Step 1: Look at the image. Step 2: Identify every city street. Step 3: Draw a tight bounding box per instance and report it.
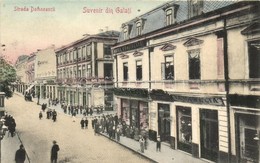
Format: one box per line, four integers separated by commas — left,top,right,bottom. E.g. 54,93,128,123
2,94,150,163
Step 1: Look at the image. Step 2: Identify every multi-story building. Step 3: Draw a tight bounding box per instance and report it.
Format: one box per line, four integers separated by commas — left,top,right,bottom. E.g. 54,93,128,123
24,53,36,94
55,30,119,108
112,1,260,163
34,45,57,99
15,55,29,94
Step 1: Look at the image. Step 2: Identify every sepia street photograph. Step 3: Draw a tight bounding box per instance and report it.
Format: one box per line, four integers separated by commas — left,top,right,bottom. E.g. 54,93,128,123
0,0,259,163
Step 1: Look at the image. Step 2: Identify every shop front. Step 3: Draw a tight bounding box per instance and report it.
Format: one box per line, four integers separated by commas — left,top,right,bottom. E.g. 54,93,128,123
231,95,260,163
121,99,149,130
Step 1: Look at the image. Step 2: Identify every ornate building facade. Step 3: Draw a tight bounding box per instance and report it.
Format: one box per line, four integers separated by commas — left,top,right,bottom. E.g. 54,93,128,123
112,1,260,163
55,31,119,108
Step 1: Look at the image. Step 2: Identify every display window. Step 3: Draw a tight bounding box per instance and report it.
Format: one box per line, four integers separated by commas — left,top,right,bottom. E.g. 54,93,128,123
177,106,192,153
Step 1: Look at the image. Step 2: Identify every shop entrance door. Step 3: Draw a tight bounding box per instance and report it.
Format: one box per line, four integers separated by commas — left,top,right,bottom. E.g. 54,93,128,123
236,114,260,163
200,109,219,162
158,104,171,143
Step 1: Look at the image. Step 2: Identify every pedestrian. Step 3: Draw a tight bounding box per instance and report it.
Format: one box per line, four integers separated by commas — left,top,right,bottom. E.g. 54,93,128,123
80,118,85,129
51,140,60,163
156,137,161,152
84,118,88,129
52,110,57,122
39,111,43,120
139,136,145,153
116,126,121,142
9,118,16,137
15,144,26,163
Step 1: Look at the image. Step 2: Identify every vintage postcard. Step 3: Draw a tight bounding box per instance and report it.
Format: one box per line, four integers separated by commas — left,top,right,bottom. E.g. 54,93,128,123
0,0,259,163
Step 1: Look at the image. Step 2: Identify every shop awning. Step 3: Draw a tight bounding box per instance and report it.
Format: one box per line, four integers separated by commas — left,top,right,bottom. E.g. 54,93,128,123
25,84,35,93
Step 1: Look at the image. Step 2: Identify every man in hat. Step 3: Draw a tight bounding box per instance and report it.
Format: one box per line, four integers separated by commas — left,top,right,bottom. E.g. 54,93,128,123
15,144,26,163
51,140,60,163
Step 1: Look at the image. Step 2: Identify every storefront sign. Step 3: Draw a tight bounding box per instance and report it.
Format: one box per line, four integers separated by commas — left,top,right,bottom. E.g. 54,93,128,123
113,40,146,54
113,88,148,98
149,89,173,102
171,95,224,106
38,61,48,66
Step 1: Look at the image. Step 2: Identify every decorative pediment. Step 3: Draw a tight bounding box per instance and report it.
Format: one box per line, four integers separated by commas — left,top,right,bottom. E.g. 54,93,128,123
160,43,176,51
133,51,143,57
241,22,260,35
120,54,129,59
183,38,204,47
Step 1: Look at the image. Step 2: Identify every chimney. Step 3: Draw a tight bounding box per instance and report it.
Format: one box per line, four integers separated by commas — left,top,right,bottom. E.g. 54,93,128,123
105,26,109,32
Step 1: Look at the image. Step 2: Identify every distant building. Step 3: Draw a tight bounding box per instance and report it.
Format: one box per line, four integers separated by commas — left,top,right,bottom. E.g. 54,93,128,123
15,55,29,94
34,46,57,99
55,30,119,108
112,1,260,163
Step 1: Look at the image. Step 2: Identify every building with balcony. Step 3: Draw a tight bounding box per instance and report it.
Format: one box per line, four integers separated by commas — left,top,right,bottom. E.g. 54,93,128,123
55,30,119,109
112,1,260,163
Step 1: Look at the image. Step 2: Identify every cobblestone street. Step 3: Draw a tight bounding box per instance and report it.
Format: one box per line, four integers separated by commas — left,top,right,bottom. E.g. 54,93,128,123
2,94,150,163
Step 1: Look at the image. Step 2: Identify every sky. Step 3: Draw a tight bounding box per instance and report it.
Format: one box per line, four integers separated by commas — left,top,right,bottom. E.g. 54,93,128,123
0,0,169,64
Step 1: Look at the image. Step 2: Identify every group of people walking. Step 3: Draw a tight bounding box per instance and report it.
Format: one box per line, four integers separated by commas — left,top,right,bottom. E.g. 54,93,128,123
39,108,57,122
3,113,16,137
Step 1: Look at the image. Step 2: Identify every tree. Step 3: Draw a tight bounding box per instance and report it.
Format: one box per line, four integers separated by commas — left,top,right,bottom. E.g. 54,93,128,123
0,58,16,98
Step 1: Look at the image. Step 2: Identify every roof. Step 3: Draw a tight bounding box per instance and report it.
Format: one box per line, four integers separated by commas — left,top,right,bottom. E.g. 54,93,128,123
55,30,120,53
118,0,237,42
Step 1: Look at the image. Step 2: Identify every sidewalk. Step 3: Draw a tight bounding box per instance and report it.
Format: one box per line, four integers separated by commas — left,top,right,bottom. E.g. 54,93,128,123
98,133,208,163
2,132,30,163
15,92,208,163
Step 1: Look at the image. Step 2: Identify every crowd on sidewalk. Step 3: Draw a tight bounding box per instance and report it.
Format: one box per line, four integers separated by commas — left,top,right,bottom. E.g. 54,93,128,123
2,112,16,137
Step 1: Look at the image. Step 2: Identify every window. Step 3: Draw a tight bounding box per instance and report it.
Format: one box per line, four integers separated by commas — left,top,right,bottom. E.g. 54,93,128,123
82,65,86,77
69,51,72,62
73,66,77,78
78,48,82,60
177,106,192,154
123,27,128,40
86,45,91,59
64,53,67,63
104,63,113,79
136,22,142,36
248,40,260,78
78,65,81,78
136,60,142,80
123,62,128,81
162,56,174,80
166,9,173,26
188,50,200,79
63,68,66,78
70,67,73,77
104,45,111,56
73,50,77,61
82,46,86,59
59,55,62,64
57,57,60,65
87,64,91,78
66,68,69,78
188,0,204,18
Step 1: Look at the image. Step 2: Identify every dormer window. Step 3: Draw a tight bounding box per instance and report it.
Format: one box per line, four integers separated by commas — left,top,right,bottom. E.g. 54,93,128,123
166,9,173,26
188,0,204,18
136,22,142,36
163,3,179,26
123,27,128,40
